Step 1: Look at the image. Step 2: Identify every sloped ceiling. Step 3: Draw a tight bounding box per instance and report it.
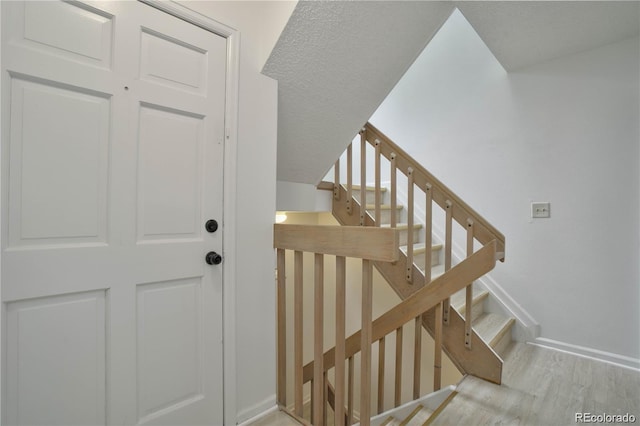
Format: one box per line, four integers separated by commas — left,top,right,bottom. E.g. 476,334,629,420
262,1,456,184
264,1,640,185
457,1,640,71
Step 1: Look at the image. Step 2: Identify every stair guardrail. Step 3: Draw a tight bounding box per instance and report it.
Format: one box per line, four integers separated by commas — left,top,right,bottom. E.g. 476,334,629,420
274,224,499,425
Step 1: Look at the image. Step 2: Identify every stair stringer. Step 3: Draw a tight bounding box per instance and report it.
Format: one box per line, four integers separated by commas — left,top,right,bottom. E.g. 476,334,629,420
332,185,502,385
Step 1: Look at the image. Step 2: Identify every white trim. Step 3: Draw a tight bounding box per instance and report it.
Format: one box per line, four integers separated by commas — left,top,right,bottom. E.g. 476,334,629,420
236,395,278,425
140,2,241,424
236,404,279,426
530,338,640,372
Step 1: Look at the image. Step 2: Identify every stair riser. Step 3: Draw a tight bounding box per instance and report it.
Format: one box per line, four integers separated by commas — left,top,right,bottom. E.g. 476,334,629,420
413,249,442,270
353,190,385,205
367,208,403,225
397,228,421,247
456,297,486,323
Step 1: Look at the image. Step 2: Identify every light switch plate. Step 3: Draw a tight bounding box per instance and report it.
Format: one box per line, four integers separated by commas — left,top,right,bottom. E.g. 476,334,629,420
531,202,551,218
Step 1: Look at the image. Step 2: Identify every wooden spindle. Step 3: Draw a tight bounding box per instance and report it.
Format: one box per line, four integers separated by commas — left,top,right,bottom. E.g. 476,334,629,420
276,248,286,406
394,326,403,407
424,184,433,285
348,356,354,425
434,301,443,391
377,337,386,414
360,132,366,226
465,219,474,349
347,144,353,215
443,200,453,325
374,139,381,226
390,153,397,228
413,316,422,399
334,256,346,426
334,159,340,200
294,251,304,416
360,259,373,426
313,253,324,426
406,168,414,282
323,373,328,426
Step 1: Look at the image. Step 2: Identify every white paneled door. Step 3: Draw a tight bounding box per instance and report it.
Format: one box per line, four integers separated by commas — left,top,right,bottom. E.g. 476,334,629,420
1,1,226,424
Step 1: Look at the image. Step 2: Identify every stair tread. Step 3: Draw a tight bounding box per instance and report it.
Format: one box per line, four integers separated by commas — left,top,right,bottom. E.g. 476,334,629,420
473,313,515,347
400,405,433,426
381,223,423,230
450,288,489,311
366,204,403,210
400,242,443,254
349,184,387,192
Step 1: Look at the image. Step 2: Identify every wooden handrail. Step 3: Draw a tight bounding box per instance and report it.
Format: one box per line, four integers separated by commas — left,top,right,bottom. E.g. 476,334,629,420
301,240,497,383
274,224,398,261
364,122,506,259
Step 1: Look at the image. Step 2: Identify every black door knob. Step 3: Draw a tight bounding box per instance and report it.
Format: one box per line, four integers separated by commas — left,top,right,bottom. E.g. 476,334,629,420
205,251,223,265
205,219,219,233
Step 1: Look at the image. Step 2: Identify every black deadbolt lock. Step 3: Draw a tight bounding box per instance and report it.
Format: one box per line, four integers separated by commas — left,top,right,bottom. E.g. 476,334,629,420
205,219,219,233
205,251,223,265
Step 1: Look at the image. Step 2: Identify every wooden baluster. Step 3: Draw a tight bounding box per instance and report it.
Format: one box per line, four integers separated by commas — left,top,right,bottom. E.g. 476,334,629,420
424,184,433,285
465,219,474,349
377,337,385,414
360,131,366,226
413,316,422,399
313,253,325,426
276,248,286,406
406,168,414,283
334,159,340,200
347,144,353,215
335,256,346,426
323,373,328,426
443,200,453,325
434,301,443,391
428,185,439,391
348,356,354,425
310,379,314,422
394,326,403,407
374,139,381,226
361,259,373,426
390,153,397,228
294,251,304,416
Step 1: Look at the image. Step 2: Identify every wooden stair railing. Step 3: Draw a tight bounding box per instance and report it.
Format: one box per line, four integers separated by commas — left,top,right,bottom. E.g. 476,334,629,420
329,122,506,388
274,224,498,426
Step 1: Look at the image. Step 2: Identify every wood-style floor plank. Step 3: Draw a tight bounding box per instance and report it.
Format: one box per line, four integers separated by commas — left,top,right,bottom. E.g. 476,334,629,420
431,343,640,426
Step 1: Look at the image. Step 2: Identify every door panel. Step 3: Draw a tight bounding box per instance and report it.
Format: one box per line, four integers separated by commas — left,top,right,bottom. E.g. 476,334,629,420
8,76,110,247
2,2,226,424
137,279,203,423
137,104,203,242
6,291,107,425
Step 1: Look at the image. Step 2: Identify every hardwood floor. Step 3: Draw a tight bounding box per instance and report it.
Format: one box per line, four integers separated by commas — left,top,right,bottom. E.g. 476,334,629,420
431,343,640,425
250,343,639,426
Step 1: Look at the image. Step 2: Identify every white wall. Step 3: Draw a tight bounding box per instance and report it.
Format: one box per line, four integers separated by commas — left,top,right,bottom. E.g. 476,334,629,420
178,1,297,422
370,10,640,362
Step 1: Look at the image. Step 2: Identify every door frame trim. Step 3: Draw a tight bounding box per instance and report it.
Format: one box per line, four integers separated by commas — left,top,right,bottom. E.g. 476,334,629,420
139,1,239,424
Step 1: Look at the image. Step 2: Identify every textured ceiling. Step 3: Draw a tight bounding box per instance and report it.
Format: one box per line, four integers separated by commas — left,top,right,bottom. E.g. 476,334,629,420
457,1,640,71
264,1,640,185
262,1,455,184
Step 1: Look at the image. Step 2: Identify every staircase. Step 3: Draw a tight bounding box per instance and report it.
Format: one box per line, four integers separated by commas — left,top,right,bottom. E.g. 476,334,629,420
353,184,515,360
273,123,510,426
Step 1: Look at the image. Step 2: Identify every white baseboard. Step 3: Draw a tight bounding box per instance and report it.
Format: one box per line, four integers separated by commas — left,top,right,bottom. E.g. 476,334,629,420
530,338,640,371
236,395,278,425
